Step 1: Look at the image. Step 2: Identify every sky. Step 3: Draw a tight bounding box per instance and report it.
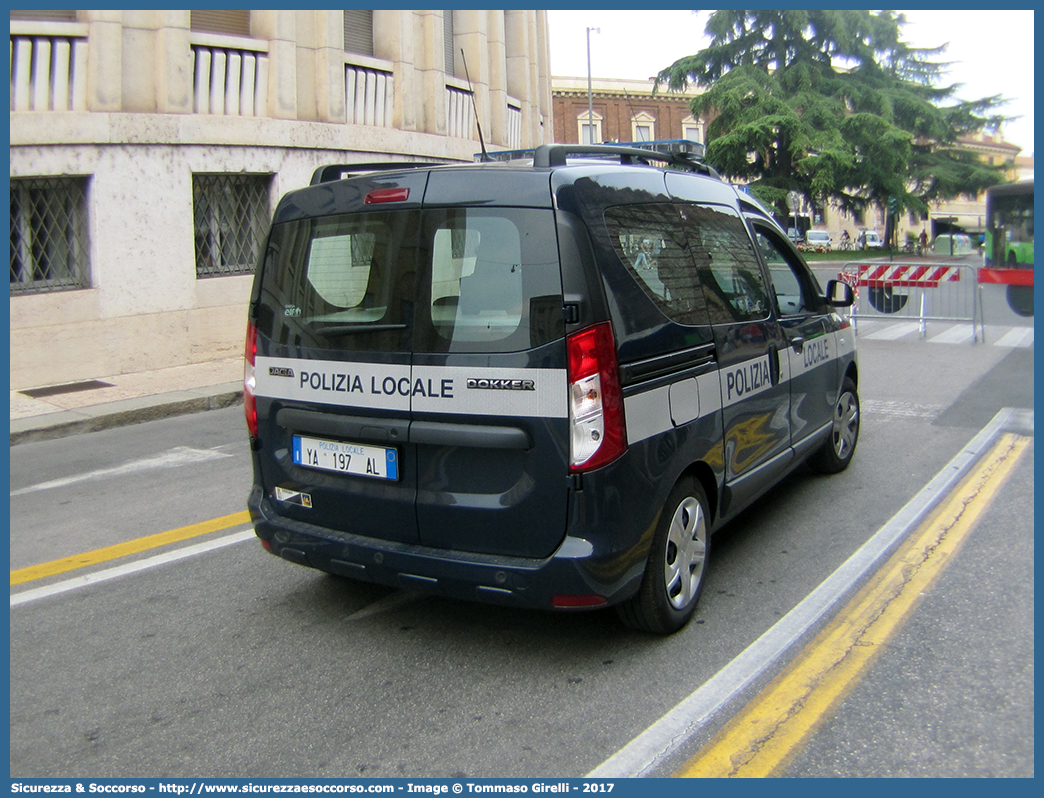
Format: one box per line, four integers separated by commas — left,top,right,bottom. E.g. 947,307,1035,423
547,9,1034,157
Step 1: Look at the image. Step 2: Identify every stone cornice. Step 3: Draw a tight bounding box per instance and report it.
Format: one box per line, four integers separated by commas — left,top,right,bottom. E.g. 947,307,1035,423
553,89,692,104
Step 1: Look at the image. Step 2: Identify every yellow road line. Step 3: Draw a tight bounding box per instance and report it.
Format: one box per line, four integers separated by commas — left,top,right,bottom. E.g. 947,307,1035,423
10,510,252,586
677,432,1030,778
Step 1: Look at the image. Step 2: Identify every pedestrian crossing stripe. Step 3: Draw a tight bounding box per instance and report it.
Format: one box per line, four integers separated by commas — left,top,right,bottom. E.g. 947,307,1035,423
855,321,1033,347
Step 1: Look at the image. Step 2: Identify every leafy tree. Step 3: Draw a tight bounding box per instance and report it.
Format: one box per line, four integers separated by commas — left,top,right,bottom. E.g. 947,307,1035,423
656,10,1009,246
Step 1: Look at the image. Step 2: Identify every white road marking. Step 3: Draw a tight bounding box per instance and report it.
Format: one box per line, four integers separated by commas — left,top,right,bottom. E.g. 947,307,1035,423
928,324,974,344
10,446,233,497
9,526,421,625
862,321,922,340
10,529,256,607
854,321,1033,348
587,408,1031,778
861,399,944,420
994,326,1034,348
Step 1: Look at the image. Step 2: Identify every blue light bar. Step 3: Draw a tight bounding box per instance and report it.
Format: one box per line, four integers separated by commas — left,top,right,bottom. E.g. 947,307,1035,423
476,139,706,163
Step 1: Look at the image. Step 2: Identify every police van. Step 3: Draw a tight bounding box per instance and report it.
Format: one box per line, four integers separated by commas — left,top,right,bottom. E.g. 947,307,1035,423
244,143,859,634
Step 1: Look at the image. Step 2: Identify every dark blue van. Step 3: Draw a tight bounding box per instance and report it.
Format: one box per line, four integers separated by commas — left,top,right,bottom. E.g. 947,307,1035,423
244,143,859,633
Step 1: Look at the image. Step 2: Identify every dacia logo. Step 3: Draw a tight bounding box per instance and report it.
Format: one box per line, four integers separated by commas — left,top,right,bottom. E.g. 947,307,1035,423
269,367,295,378
466,377,535,391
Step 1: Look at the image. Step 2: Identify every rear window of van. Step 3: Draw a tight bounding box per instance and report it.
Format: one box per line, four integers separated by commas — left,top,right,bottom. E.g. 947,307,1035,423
256,208,564,354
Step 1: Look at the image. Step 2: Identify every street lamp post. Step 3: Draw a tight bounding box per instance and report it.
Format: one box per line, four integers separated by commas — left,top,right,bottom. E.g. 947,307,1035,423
586,26,599,144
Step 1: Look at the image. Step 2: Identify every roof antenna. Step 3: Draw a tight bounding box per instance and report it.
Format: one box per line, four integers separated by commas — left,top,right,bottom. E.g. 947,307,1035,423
461,48,492,162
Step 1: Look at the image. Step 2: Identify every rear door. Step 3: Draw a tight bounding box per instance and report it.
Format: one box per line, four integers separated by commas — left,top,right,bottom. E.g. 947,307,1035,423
254,169,570,559
409,200,569,559
251,173,427,545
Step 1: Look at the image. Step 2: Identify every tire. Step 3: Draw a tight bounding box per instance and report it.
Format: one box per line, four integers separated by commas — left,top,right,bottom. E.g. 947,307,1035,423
867,286,908,314
1007,285,1034,317
617,477,711,634
809,377,860,474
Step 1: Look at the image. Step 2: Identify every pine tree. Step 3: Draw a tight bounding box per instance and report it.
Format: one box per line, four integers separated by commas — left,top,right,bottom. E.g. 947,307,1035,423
657,10,1009,245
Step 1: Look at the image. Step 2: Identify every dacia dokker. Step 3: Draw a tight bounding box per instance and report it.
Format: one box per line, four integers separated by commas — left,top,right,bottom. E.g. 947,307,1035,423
244,143,859,633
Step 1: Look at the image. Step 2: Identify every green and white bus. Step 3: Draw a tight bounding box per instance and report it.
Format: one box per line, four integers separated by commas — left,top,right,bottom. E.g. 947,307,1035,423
984,180,1033,269
982,180,1033,315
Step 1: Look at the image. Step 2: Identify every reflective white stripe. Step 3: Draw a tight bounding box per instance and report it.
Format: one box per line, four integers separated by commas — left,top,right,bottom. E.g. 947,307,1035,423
625,371,722,444
720,354,773,407
414,365,567,418
625,385,672,444
256,356,410,411
777,347,792,385
668,378,700,426
626,325,856,444
254,356,567,418
786,333,835,380
834,323,856,358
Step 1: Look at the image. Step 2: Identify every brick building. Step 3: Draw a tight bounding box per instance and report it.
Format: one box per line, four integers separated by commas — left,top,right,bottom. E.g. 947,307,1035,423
552,76,705,146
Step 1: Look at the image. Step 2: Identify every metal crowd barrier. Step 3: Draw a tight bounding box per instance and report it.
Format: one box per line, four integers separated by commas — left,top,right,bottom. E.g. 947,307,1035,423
838,261,985,343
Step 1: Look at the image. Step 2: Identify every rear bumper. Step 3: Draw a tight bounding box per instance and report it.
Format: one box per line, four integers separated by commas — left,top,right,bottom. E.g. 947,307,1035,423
248,485,645,611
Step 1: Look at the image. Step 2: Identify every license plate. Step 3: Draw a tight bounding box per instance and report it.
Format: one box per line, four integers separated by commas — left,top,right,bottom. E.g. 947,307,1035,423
292,435,398,480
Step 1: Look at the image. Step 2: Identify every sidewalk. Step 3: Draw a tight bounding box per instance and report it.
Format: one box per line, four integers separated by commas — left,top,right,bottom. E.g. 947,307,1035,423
9,357,243,445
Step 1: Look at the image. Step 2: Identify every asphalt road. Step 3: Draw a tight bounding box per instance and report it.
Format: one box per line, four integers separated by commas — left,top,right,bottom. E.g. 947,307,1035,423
9,337,1034,778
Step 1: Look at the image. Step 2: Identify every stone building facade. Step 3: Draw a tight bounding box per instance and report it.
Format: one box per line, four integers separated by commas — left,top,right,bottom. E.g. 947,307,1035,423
9,10,553,391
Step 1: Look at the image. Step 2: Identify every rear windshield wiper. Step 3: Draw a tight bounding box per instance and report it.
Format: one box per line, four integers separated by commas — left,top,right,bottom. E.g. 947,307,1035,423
315,323,408,336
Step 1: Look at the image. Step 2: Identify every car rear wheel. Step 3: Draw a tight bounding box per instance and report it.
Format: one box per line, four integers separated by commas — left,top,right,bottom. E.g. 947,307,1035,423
810,377,860,474
617,477,710,634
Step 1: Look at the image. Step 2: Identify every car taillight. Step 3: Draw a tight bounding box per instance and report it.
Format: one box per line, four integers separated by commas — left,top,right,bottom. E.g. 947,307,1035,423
567,322,626,472
365,187,409,204
244,322,258,438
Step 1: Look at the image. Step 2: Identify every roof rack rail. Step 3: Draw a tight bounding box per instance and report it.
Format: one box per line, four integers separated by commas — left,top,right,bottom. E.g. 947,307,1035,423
531,142,720,178
476,147,536,163
309,162,437,186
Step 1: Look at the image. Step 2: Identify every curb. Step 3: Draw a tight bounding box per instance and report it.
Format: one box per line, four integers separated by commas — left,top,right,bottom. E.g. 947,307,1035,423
10,385,244,446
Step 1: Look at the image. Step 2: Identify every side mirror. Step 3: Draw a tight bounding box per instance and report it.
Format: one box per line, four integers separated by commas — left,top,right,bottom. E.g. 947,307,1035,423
825,279,854,307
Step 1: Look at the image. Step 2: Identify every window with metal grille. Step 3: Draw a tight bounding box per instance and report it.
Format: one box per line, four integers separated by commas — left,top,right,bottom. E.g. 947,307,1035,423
344,9,374,56
10,10,77,21
444,10,455,75
190,10,250,37
10,176,91,295
192,174,271,278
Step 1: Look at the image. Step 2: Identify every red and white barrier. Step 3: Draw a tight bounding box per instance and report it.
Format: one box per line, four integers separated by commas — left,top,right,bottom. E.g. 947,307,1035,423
853,263,961,288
